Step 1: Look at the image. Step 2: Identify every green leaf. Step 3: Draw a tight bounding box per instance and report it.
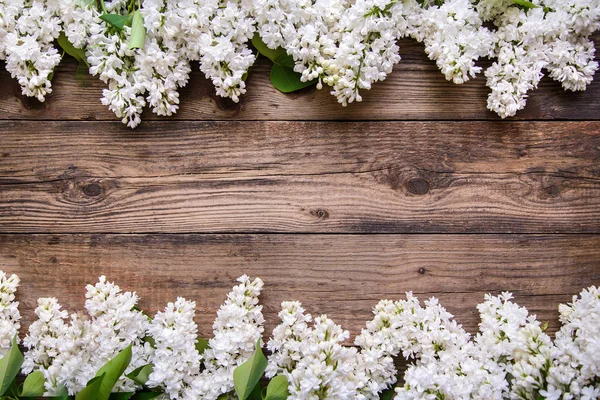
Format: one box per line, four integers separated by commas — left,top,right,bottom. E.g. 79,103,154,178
195,338,210,356
130,392,163,400
100,13,130,30
510,0,539,8
541,321,549,331
20,370,45,397
0,336,24,396
248,382,262,400
94,344,132,400
126,364,153,386
6,378,19,398
251,34,286,63
380,385,396,400
76,374,105,400
57,32,89,67
108,393,134,400
128,10,146,50
270,64,317,93
233,339,267,400
274,53,295,69
264,375,289,400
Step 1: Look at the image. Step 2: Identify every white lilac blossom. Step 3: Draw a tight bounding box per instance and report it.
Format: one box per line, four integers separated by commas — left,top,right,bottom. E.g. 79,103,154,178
545,286,600,399
138,0,191,117
0,0,25,60
330,0,405,105
191,275,265,399
198,0,256,102
0,271,20,356
355,293,507,399
414,0,493,84
3,0,599,125
483,0,600,118
22,276,152,395
475,292,560,400
267,301,367,400
253,0,347,92
2,0,61,101
146,298,202,400
22,298,70,395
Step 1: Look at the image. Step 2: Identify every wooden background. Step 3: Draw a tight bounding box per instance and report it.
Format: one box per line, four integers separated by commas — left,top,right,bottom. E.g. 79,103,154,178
1,36,599,341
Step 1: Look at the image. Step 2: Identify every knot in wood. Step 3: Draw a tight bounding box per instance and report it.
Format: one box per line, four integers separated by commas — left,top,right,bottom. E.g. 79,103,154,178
407,178,430,195
310,208,330,220
82,183,102,197
545,184,560,197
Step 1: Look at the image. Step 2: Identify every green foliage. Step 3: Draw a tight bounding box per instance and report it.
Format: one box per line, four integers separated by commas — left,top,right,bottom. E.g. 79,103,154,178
129,392,163,400
125,364,153,387
233,340,267,400
510,0,539,9
195,338,210,356
76,374,105,400
94,345,133,400
99,13,131,30
19,370,45,397
76,345,132,400
380,385,396,400
129,10,146,50
251,35,284,64
57,32,89,68
251,34,316,94
270,64,316,93
108,392,134,400
264,375,289,400
0,336,24,396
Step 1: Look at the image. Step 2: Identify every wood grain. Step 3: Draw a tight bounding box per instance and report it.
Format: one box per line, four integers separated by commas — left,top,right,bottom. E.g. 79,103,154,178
1,121,599,233
1,36,599,122
1,234,598,339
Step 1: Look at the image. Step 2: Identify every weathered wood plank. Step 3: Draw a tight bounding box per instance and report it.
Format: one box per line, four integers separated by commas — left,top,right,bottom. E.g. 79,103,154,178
1,234,597,339
1,121,599,233
1,36,599,121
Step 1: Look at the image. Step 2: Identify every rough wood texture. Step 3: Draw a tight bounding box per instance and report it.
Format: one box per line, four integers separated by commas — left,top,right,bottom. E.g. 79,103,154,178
1,36,599,122
1,234,598,339
1,121,599,233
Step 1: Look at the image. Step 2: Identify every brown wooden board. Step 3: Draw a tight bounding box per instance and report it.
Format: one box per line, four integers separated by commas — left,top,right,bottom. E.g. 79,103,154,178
1,234,598,340
1,35,599,122
1,121,599,233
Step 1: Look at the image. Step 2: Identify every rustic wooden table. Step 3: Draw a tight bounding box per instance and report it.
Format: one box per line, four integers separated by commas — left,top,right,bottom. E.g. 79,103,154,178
1,37,599,340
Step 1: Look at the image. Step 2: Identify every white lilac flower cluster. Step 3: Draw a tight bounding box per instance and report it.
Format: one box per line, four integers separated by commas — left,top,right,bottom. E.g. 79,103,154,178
267,301,368,399
146,297,202,399
0,271,20,356
4,268,600,400
479,0,600,118
22,276,153,395
0,0,61,101
1,1,599,126
21,274,265,399
193,275,265,399
59,0,255,128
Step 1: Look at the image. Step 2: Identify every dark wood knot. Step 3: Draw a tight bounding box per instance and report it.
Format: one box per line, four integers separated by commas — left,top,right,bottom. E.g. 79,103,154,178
545,184,560,197
407,178,430,195
82,183,102,197
310,208,329,220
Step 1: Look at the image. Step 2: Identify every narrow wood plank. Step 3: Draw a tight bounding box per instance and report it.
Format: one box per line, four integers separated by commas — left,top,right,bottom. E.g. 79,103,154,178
1,234,597,339
1,121,599,233
1,36,598,121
